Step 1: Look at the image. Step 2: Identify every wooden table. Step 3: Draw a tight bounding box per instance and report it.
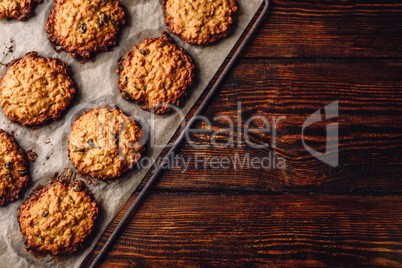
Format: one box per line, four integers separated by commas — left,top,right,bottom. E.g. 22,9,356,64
85,1,402,266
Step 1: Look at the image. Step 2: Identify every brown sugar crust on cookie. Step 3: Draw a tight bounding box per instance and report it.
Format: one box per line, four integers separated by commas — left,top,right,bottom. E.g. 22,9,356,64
163,0,238,45
0,129,29,206
0,0,43,21
116,32,195,114
45,0,126,61
17,180,99,255
68,106,145,180
0,52,76,126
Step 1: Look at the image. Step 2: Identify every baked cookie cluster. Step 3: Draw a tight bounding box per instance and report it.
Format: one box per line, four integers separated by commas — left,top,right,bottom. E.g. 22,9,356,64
0,0,239,258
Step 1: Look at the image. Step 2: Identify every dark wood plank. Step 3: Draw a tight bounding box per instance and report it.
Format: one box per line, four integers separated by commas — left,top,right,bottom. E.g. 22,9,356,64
133,58,402,193
244,0,402,58
85,193,402,267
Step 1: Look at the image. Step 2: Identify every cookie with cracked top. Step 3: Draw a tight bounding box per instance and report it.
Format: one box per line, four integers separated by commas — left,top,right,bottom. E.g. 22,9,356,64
163,0,238,45
0,52,76,126
0,129,29,206
68,106,145,180
45,0,126,61
0,0,43,21
117,32,195,114
18,180,99,255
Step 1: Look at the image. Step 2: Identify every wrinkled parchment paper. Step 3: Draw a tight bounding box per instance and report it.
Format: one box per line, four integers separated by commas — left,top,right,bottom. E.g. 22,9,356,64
0,0,263,267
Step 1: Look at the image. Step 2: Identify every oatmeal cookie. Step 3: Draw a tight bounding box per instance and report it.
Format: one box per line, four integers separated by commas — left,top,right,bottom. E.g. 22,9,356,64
45,0,126,61
0,129,29,206
0,0,43,21
117,32,195,114
17,180,99,255
163,0,238,45
0,52,76,126
68,106,145,180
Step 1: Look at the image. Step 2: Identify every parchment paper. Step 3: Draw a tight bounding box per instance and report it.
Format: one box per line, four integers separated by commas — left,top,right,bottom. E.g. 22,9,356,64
0,0,263,267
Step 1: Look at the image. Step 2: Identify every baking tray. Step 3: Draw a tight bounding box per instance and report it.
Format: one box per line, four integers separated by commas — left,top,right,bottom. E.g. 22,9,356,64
85,0,270,266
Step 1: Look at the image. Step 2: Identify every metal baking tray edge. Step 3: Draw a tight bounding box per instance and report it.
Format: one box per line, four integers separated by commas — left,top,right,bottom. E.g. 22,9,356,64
86,1,270,266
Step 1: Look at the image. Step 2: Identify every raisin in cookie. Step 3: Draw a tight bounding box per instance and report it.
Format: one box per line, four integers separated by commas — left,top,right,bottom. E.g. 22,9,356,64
45,0,126,61
18,180,98,255
0,52,76,126
0,129,29,206
117,32,195,114
68,106,145,180
163,0,238,45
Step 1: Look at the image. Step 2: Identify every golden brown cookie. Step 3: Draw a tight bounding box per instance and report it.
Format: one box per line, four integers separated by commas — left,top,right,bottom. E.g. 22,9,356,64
17,180,98,256
45,0,126,61
163,0,238,45
0,52,76,126
117,32,195,114
0,129,29,206
0,0,43,21
68,106,145,180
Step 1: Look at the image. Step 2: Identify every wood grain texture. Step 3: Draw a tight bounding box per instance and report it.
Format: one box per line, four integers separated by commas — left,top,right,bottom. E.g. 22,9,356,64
134,59,401,193
244,0,402,58
87,194,402,267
